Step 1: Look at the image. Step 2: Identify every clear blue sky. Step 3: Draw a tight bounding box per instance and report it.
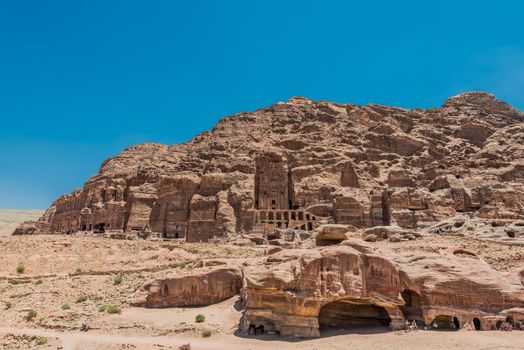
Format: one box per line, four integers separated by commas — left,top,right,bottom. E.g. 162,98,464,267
1,1,523,209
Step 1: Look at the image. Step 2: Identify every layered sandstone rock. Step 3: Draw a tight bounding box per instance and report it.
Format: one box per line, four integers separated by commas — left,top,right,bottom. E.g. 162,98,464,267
315,224,354,245
16,92,524,244
240,242,524,337
131,266,243,308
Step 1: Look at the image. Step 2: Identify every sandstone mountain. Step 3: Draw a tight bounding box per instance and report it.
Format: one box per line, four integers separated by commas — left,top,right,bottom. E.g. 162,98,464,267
18,92,524,243
8,92,524,339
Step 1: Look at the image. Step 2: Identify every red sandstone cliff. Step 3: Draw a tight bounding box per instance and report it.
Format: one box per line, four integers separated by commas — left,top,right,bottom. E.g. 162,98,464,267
16,92,524,242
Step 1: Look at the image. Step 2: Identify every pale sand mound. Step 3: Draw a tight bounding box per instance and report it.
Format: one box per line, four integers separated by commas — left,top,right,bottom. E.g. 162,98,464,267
0,210,43,236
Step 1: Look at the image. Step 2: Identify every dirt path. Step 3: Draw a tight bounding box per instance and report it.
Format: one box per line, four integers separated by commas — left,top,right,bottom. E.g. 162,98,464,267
2,327,524,350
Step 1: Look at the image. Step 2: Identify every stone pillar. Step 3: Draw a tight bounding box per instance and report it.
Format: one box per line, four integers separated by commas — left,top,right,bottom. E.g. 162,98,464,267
385,306,406,330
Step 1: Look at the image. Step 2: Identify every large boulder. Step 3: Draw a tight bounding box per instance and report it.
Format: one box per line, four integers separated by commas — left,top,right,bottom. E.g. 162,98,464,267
132,266,243,308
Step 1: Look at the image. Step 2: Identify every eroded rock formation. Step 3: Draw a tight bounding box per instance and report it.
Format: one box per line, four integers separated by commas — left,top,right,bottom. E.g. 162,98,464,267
132,266,243,308
240,241,524,337
18,92,524,243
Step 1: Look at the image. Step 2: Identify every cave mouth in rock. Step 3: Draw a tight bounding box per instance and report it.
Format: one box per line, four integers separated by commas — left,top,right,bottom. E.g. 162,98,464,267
318,300,391,333
94,223,105,234
473,317,481,330
400,289,423,321
430,315,460,330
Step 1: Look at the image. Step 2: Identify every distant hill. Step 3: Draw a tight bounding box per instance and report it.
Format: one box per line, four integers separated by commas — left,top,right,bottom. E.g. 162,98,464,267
0,209,43,236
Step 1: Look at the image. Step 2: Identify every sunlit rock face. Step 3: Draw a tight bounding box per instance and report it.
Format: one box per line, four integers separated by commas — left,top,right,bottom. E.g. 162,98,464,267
131,266,243,308
18,92,524,243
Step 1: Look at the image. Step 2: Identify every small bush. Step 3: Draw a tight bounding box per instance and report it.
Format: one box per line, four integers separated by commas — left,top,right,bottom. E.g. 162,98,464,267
26,309,37,321
75,267,82,274
34,279,43,285
4,301,12,310
76,295,88,303
106,305,121,314
98,304,107,312
195,314,205,323
16,262,25,274
35,336,47,346
178,344,192,350
8,279,20,285
114,275,123,285
61,303,70,310
201,329,212,337
179,262,192,269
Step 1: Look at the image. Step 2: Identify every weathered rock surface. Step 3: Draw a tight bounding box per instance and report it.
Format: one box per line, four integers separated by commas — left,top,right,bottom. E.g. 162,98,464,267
18,92,524,243
315,224,354,245
240,243,524,337
362,225,421,242
131,266,243,308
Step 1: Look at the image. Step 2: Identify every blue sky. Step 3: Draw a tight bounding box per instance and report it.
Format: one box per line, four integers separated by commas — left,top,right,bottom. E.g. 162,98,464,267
1,0,523,209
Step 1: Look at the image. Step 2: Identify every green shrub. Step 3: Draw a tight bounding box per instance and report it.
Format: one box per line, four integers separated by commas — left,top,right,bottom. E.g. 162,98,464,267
26,309,37,321
201,329,212,337
75,267,82,274
76,295,88,303
195,314,205,323
105,305,121,314
114,275,123,285
61,303,70,310
34,279,43,285
4,301,12,310
98,304,108,312
16,262,25,274
35,336,47,346
179,262,192,269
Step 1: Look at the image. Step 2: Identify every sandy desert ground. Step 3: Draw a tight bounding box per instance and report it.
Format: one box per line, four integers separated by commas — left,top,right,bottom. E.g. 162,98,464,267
1,234,523,350
0,210,43,236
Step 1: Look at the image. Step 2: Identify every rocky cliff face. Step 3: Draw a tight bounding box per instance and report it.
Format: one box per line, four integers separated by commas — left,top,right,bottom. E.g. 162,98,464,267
21,92,524,242
241,240,524,337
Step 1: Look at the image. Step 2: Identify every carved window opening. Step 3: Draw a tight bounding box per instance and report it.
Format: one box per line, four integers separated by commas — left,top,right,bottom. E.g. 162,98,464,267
473,317,481,330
